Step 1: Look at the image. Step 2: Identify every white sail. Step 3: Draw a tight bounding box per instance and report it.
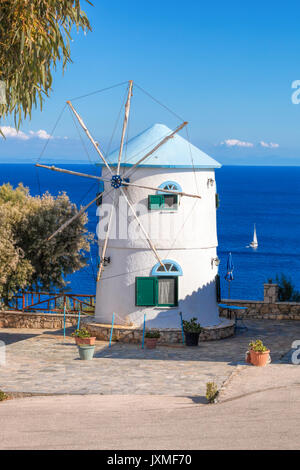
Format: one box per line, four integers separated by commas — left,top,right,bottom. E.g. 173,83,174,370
250,224,258,248
253,225,258,244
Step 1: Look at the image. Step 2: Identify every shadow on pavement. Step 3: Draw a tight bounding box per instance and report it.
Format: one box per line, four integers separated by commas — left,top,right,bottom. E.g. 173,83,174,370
0,331,40,346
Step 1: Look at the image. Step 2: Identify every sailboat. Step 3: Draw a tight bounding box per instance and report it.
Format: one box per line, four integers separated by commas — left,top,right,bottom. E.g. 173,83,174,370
249,224,258,248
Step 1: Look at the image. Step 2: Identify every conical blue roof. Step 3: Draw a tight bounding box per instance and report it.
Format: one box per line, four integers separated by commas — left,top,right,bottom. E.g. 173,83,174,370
106,123,221,169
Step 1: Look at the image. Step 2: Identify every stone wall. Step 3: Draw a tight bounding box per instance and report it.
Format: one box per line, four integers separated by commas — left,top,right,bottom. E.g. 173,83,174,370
219,300,300,320
84,319,235,344
219,282,300,321
0,310,234,343
264,283,279,303
0,311,79,329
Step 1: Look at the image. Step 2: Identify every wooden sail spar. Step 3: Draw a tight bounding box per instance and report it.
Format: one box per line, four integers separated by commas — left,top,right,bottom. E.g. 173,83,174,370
36,80,198,279
117,80,133,174
97,192,117,281
122,121,188,179
66,100,113,175
47,192,104,241
35,163,201,199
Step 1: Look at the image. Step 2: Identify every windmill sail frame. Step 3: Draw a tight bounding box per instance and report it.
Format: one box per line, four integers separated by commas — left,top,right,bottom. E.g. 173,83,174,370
35,80,200,281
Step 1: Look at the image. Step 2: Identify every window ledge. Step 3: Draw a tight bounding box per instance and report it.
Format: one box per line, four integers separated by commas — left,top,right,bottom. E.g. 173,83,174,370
153,307,178,310
157,210,178,213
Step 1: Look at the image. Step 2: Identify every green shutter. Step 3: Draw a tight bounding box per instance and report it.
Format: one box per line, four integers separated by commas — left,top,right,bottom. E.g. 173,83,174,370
148,194,163,210
136,277,157,306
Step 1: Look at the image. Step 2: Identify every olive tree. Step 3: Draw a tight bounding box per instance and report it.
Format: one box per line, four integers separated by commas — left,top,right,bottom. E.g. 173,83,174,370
0,208,33,304
0,183,93,306
0,0,92,129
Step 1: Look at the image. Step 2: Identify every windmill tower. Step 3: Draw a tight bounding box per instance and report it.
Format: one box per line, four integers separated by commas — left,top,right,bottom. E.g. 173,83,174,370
96,122,221,328
36,80,222,330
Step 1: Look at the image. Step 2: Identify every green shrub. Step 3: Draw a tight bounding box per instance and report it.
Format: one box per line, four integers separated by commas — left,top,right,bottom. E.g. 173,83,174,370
249,339,268,353
0,390,8,401
206,382,218,403
276,274,300,302
145,330,160,339
71,328,91,339
182,317,202,333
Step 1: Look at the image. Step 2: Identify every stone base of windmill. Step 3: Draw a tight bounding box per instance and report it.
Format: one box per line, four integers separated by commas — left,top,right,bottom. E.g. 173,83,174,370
83,318,235,345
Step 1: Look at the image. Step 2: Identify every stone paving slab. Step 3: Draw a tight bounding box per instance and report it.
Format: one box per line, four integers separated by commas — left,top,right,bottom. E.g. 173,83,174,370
0,320,299,397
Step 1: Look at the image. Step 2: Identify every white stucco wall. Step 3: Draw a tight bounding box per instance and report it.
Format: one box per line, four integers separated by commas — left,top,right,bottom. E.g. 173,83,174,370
95,167,221,328
100,167,218,250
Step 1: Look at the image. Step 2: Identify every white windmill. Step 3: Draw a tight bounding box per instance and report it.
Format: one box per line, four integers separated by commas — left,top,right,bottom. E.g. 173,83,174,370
37,80,223,330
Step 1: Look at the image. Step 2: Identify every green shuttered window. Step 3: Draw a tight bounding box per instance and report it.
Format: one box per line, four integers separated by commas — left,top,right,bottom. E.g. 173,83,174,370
148,194,178,210
136,276,178,307
136,277,157,306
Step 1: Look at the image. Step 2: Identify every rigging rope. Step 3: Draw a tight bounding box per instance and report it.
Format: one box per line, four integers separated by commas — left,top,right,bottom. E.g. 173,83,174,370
185,125,200,196
105,84,128,160
134,82,184,122
35,80,202,288
34,101,100,284
69,81,128,102
35,103,67,196
95,85,203,280
36,104,67,164
68,105,97,171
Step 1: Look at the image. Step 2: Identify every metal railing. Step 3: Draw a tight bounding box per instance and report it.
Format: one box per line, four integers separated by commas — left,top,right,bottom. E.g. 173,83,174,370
7,292,96,315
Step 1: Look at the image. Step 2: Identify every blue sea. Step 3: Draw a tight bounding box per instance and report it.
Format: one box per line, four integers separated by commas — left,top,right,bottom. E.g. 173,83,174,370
1,164,300,301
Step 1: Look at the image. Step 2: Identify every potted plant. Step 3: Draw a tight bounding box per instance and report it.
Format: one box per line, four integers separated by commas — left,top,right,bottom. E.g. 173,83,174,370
145,330,160,349
72,328,96,346
249,339,270,367
77,344,95,360
182,317,202,346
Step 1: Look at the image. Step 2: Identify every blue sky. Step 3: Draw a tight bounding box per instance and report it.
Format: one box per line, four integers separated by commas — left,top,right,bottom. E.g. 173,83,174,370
1,0,300,165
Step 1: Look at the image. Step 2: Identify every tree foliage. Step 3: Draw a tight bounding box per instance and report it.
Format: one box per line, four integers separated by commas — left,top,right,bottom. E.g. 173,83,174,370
0,183,93,306
276,273,300,302
0,0,92,129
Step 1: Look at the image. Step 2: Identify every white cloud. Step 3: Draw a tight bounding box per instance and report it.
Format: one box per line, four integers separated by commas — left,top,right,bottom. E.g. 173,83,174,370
220,139,254,148
219,138,280,149
259,141,279,149
1,126,52,140
0,126,29,140
29,129,52,140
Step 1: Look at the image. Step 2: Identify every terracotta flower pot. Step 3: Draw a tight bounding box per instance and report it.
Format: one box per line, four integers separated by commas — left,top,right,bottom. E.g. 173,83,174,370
250,349,270,367
145,338,158,349
75,336,96,346
245,351,251,364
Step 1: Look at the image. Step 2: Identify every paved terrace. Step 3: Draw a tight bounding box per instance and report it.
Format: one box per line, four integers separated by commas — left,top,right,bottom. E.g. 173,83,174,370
0,320,299,397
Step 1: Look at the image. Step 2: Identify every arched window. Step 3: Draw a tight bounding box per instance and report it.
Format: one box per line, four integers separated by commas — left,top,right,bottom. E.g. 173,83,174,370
136,260,182,307
151,259,183,276
157,181,182,194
